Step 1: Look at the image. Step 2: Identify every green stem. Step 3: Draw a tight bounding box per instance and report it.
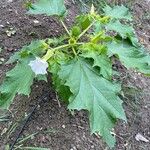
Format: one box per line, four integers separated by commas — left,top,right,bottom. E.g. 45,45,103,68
72,47,77,56
77,22,94,40
53,44,70,51
42,43,83,61
42,44,70,61
60,20,71,37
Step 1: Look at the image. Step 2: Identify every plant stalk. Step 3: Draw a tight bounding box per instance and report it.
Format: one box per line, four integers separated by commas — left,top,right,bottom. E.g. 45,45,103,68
60,20,71,37
43,43,84,61
77,22,94,40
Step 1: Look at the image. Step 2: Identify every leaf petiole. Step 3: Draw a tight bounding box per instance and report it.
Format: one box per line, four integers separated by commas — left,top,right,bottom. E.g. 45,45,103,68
43,42,83,60
60,20,71,37
42,44,70,61
72,47,77,56
77,22,95,40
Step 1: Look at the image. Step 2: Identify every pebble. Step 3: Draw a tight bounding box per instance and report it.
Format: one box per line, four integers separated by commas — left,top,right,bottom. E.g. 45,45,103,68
8,0,13,2
135,133,149,142
62,125,66,128
0,58,5,62
0,25,4,28
33,20,40,24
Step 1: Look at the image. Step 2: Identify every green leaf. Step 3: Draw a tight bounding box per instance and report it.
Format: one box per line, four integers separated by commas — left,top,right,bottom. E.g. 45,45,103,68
36,74,47,82
76,15,92,30
58,58,126,147
27,0,66,17
7,40,48,64
71,26,81,37
106,20,138,46
103,5,132,21
0,59,35,109
23,40,49,56
82,51,112,80
93,22,102,34
48,51,71,102
50,62,71,102
80,43,112,79
107,41,150,75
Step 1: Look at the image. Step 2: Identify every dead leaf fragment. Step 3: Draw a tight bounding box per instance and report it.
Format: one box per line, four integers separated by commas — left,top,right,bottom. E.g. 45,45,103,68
135,133,149,142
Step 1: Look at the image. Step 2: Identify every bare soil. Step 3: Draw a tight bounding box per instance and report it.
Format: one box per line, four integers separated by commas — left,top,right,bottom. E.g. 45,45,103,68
0,0,150,150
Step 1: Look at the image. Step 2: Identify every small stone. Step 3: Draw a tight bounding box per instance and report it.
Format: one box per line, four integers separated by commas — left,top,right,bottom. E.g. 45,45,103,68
8,0,13,2
1,128,8,135
0,58,5,62
0,25,4,28
7,48,14,52
135,133,149,142
62,125,66,128
33,20,40,24
6,21,10,25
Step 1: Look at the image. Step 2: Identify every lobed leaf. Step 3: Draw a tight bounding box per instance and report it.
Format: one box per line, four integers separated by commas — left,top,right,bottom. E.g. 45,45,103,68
105,20,138,46
103,5,132,21
76,15,92,31
27,0,66,17
7,40,49,64
82,51,112,80
107,41,150,75
0,59,35,109
58,58,126,147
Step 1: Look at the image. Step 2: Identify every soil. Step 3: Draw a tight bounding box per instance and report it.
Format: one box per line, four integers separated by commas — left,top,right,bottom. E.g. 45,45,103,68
0,0,150,150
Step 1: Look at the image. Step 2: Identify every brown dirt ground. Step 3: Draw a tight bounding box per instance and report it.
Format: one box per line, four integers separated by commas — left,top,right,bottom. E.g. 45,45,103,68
0,0,150,150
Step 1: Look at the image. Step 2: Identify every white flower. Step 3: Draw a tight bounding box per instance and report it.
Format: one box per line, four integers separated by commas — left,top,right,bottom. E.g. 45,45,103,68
29,57,48,75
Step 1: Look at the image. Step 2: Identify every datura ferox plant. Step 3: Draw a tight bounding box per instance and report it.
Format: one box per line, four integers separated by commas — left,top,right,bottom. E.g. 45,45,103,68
1,0,150,147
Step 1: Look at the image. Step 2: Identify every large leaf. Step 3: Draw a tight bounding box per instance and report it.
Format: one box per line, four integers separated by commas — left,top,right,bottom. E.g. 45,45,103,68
58,58,126,147
27,0,66,17
0,60,35,109
106,20,138,46
107,41,150,75
103,5,132,21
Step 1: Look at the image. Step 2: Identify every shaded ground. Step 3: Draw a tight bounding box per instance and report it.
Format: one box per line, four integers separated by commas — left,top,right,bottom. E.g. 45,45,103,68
0,0,150,150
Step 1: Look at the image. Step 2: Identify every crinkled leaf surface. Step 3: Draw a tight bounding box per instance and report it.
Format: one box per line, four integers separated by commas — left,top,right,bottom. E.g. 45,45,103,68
103,5,132,20
81,51,112,80
80,43,112,79
106,20,138,46
49,62,71,102
76,15,92,30
48,51,71,102
107,41,150,75
58,58,126,147
7,40,48,64
23,40,48,56
0,60,35,109
28,0,66,17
